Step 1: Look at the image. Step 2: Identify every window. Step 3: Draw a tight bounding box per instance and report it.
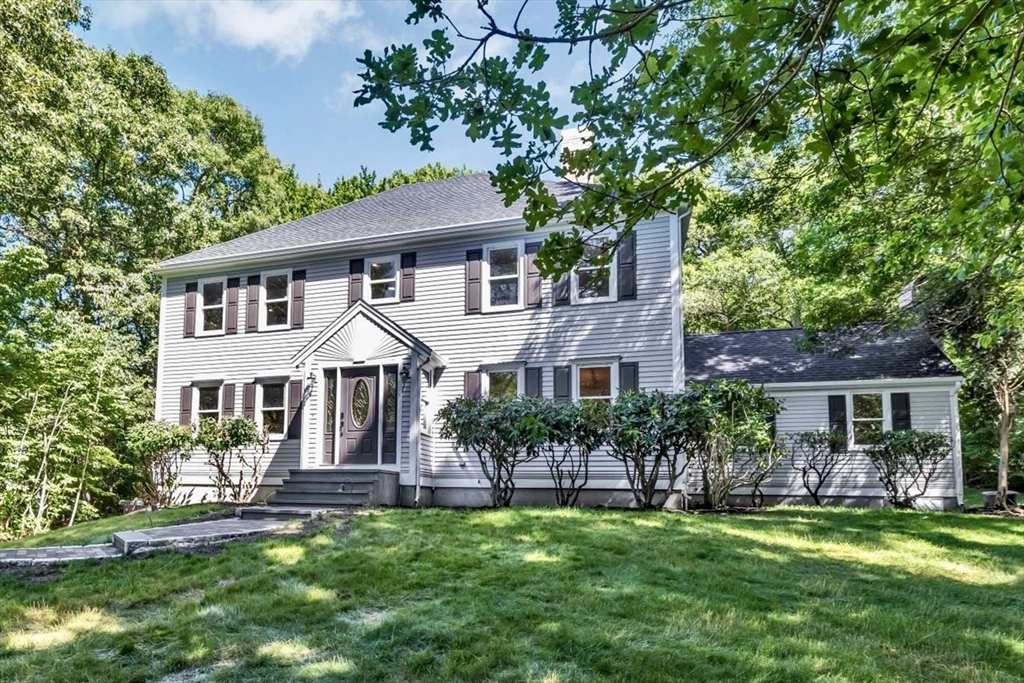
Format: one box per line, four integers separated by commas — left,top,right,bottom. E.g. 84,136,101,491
197,278,226,334
576,363,617,403
261,383,286,436
572,240,617,304
486,370,519,399
196,386,220,423
483,242,523,311
262,271,290,329
851,393,884,446
368,256,399,302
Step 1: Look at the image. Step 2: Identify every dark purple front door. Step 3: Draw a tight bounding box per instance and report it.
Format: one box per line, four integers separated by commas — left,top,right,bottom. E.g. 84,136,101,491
339,367,378,464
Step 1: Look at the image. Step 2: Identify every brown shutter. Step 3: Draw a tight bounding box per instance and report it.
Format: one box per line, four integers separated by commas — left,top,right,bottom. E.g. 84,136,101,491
225,278,240,334
290,269,305,329
525,367,543,397
553,366,571,401
349,259,364,306
553,273,570,306
287,379,303,439
464,371,482,398
183,282,198,337
891,393,912,431
525,242,542,308
828,395,848,438
617,231,637,300
619,362,639,394
221,383,236,416
400,252,416,302
179,386,193,425
465,249,482,314
242,382,257,420
245,275,260,333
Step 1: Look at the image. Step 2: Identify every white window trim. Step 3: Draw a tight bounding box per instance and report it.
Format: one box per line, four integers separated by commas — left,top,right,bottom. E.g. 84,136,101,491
845,390,895,450
259,270,291,331
194,384,222,424
195,277,227,337
482,240,525,313
570,241,618,305
481,364,525,398
573,360,619,401
366,254,400,305
257,381,288,441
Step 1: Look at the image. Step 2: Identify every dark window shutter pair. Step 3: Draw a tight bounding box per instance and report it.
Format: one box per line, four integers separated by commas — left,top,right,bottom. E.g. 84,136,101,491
349,259,364,306
464,371,482,398
525,243,542,308
400,252,416,302
465,250,483,314
183,283,198,337
617,231,637,300
221,384,236,416
225,278,240,334
891,393,912,431
291,270,305,329
619,362,639,394
287,379,303,439
245,275,260,332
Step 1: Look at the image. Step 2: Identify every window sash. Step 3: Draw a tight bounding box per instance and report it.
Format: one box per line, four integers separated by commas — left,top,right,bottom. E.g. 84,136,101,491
368,256,399,301
845,392,896,448
196,386,221,422
572,241,617,303
197,279,226,334
486,370,519,399
575,363,617,401
483,242,523,311
261,271,290,329
260,383,286,436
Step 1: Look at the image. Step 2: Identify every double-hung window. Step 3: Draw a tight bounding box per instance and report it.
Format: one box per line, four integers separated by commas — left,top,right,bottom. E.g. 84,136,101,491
572,239,617,304
851,393,884,447
196,386,221,423
575,362,617,403
262,271,290,329
261,383,286,437
197,278,226,334
368,256,399,302
483,242,523,311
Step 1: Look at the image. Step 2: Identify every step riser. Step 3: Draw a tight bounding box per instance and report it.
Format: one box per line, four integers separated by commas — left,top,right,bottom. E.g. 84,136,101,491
275,483,374,495
286,470,391,483
271,494,371,506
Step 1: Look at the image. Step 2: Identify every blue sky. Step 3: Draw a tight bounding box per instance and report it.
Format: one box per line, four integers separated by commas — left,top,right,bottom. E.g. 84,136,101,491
79,0,589,184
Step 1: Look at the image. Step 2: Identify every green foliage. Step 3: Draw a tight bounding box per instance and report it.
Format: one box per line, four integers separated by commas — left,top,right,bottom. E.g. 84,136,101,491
865,430,953,509
126,421,196,507
540,400,606,506
196,416,268,504
787,430,853,506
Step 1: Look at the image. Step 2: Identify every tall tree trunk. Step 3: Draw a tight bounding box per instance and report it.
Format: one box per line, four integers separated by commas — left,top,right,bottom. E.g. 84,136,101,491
994,380,1014,509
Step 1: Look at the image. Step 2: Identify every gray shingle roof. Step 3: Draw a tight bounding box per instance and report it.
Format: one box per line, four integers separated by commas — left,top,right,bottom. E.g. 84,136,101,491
158,173,582,270
685,327,960,384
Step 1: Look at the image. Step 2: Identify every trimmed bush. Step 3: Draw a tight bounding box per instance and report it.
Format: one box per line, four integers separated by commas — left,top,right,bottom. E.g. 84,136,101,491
788,430,853,506
865,430,951,508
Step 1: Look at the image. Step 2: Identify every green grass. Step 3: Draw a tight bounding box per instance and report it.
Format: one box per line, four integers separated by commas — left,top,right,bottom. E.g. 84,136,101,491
1,507,1021,682
0,504,226,549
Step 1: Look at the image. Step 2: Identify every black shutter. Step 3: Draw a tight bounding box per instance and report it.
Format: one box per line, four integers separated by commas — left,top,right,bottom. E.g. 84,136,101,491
891,392,912,431
525,242,542,308
553,273,570,306
768,413,777,442
617,231,637,300
291,270,305,329
287,379,303,439
619,362,639,394
400,252,416,302
828,395,848,438
245,275,260,333
349,259,364,306
225,278,240,334
179,386,192,425
464,371,482,398
221,383,235,417
525,367,543,397
183,282,197,338
553,366,572,401
466,249,482,314
242,382,257,420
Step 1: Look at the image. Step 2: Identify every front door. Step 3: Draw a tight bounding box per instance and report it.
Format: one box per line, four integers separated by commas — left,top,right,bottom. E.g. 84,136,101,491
338,367,378,464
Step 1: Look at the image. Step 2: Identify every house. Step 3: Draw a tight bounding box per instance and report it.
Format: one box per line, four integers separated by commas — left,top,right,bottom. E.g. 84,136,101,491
153,173,963,510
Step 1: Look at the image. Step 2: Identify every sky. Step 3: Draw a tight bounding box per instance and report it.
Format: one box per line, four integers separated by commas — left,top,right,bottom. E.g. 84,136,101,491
78,0,589,184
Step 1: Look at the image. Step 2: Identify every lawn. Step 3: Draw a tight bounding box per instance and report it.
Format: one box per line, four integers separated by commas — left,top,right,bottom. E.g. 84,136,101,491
0,507,1021,683
0,504,227,549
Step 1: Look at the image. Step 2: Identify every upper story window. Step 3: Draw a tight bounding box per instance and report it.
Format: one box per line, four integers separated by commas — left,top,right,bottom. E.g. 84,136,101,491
575,362,618,403
196,386,221,423
851,393,884,446
483,241,523,311
572,240,617,304
368,256,399,302
261,383,286,437
197,278,226,335
261,271,290,330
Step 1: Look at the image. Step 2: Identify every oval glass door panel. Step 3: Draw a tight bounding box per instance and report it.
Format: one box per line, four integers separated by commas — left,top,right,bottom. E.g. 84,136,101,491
351,378,370,428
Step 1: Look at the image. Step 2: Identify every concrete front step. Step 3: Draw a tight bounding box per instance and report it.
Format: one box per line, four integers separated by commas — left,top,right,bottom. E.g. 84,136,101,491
112,518,287,554
235,505,345,521
272,481,374,495
271,492,371,507
284,469,384,484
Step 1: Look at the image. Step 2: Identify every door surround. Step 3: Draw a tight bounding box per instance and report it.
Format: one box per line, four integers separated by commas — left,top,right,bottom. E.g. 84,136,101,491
317,361,402,470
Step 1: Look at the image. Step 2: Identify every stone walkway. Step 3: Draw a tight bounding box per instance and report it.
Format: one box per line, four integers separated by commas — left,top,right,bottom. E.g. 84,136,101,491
0,517,289,566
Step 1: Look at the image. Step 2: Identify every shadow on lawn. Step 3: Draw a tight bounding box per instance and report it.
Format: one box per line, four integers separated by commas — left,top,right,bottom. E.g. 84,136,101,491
0,508,1022,683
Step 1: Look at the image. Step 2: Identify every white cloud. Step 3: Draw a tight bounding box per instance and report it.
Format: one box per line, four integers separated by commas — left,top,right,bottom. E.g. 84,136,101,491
103,0,369,62
325,69,366,114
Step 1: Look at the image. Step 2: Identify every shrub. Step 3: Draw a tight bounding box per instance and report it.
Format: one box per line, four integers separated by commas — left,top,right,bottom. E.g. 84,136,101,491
437,396,541,507
865,430,952,508
196,416,268,503
126,421,197,507
684,381,782,509
604,391,688,509
788,430,853,506
541,400,607,506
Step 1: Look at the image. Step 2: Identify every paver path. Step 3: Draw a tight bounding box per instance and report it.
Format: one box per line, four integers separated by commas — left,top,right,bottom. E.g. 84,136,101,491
0,517,289,566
